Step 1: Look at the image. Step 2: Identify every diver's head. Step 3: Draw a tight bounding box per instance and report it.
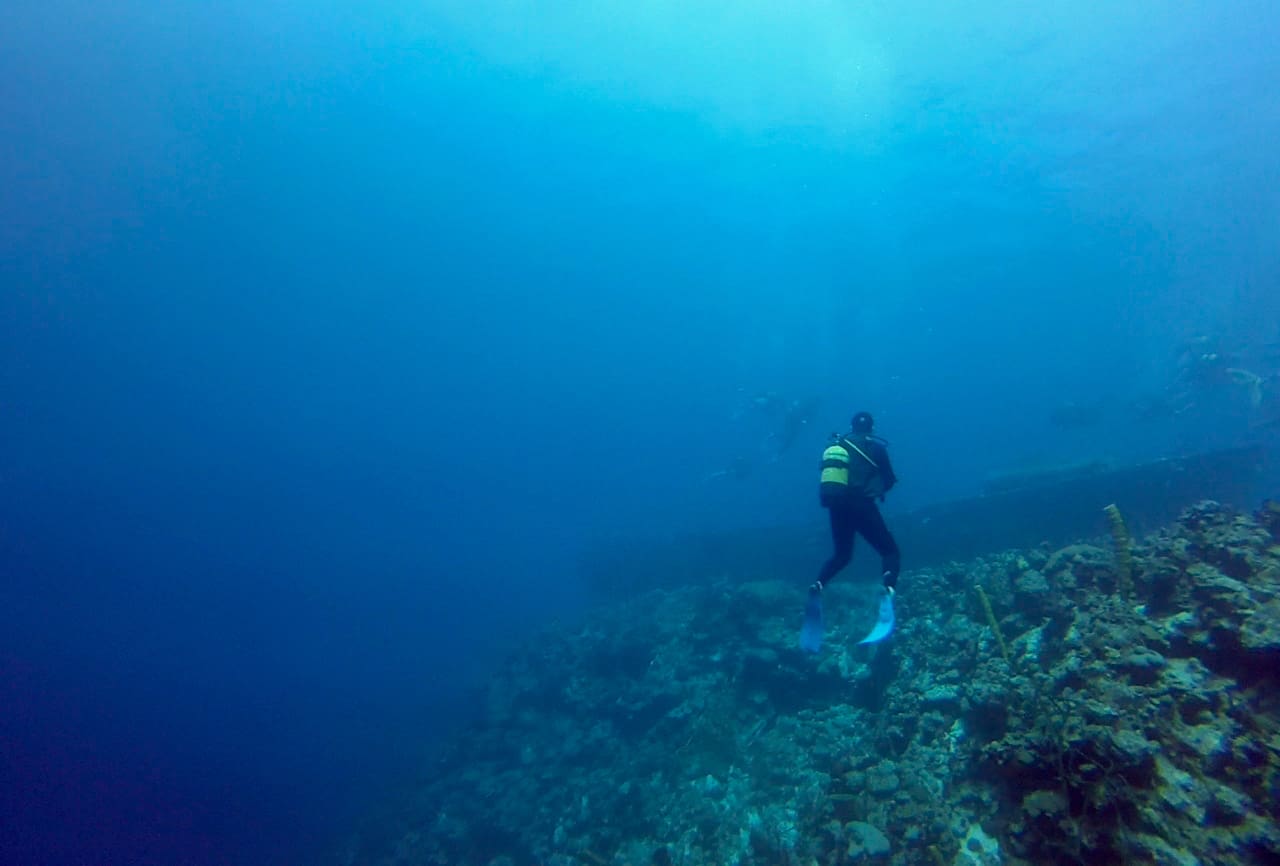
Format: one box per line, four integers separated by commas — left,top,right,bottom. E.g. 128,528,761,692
852,411,874,434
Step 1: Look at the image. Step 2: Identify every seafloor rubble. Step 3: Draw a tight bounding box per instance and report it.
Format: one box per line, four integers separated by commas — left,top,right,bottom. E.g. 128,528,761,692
345,500,1280,866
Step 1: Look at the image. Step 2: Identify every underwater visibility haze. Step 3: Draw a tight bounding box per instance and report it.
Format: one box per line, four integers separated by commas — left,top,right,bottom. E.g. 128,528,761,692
2,1,1279,864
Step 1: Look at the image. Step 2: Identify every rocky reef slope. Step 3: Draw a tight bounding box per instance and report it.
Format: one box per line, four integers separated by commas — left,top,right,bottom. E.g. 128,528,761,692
345,500,1280,866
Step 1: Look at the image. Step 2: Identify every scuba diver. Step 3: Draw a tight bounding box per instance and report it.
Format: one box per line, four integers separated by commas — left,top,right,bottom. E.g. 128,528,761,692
812,411,900,594
799,411,900,653
1166,335,1273,416
1169,336,1241,411
766,396,823,461
1175,337,1228,386
729,389,823,464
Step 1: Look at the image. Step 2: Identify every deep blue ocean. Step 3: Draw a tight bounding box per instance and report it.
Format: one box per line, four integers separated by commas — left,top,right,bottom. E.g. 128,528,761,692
2,2,1278,864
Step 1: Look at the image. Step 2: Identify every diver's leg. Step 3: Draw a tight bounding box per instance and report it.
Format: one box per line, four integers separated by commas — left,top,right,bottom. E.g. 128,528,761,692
816,505,856,588
855,501,901,589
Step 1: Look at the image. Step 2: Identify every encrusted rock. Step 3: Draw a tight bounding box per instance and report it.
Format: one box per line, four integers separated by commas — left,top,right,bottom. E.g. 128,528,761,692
1240,596,1280,652
1119,645,1166,684
1021,789,1067,817
845,821,891,858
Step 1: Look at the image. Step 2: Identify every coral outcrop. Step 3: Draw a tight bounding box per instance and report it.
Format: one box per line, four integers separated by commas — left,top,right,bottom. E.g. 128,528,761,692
343,501,1280,866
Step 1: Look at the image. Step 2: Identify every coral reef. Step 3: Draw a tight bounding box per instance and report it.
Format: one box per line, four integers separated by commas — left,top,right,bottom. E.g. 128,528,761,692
343,500,1280,866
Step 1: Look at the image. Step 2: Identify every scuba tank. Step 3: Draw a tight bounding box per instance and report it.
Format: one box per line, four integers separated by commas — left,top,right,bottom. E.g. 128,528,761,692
819,439,853,506
818,432,883,505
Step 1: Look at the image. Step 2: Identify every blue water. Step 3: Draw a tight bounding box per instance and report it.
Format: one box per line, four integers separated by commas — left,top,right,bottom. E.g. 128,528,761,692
2,2,1278,864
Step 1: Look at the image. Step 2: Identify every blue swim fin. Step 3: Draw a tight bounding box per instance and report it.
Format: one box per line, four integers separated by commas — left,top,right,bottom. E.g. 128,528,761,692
858,591,895,645
800,589,824,653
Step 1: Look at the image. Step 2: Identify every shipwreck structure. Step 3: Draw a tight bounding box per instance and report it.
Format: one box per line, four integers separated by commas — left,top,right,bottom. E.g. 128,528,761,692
581,445,1269,599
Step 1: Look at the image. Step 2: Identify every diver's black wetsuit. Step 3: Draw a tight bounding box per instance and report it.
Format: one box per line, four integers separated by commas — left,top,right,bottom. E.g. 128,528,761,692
818,497,901,588
816,433,900,589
